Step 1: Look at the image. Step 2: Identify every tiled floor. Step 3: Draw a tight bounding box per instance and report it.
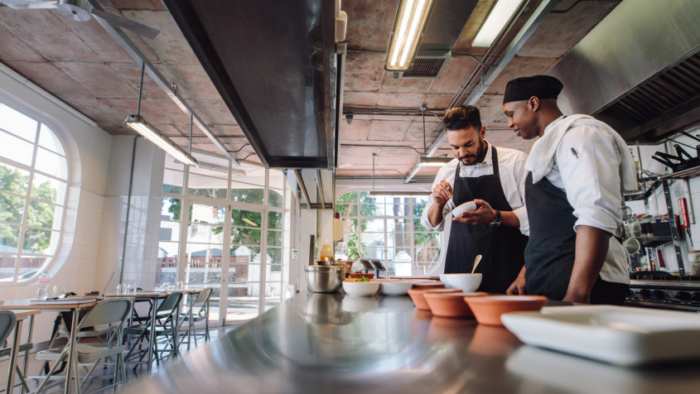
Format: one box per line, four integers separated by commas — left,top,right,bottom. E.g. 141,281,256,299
0,326,239,393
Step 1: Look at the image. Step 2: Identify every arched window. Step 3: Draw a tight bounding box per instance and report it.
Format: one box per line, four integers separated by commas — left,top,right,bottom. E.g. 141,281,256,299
335,191,443,277
0,103,69,283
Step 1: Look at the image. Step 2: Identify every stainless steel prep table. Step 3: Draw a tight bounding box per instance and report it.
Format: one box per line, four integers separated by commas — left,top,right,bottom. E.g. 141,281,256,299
121,292,700,394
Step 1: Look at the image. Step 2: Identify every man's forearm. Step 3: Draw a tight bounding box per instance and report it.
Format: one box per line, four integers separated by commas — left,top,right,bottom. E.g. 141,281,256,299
500,211,520,228
428,202,446,228
565,225,610,303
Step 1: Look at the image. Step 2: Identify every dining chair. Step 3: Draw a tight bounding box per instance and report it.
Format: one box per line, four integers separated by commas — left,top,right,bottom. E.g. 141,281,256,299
178,288,213,347
0,311,33,393
123,292,183,366
34,298,132,394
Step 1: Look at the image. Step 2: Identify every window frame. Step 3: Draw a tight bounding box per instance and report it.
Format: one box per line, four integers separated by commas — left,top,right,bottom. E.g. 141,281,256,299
335,190,443,276
159,151,291,323
0,101,70,285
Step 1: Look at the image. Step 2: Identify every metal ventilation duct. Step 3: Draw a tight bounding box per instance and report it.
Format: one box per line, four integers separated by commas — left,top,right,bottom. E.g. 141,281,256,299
549,0,700,143
398,53,449,78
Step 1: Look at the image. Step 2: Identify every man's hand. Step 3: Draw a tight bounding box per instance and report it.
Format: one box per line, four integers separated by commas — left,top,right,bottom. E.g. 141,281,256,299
453,199,497,225
507,266,526,295
432,180,452,207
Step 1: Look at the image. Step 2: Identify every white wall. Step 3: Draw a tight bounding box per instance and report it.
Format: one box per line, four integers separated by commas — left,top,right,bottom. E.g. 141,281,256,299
96,136,165,290
0,63,113,339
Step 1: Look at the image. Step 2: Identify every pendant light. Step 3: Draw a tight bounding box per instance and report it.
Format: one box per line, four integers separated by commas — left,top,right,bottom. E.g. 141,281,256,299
124,62,198,166
417,105,451,167
367,152,430,197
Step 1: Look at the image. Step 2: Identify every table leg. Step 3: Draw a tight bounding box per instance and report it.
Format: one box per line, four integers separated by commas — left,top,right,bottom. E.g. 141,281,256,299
147,299,157,374
188,293,194,351
21,315,35,394
173,300,179,357
64,310,79,394
6,319,23,393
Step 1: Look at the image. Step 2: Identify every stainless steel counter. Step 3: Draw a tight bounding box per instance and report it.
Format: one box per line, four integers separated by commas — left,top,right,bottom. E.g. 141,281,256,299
123,293,700,394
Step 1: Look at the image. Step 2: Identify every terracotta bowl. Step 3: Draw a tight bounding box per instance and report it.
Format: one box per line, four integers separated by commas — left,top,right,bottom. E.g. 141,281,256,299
463,295,548,326
408,288,460,311
424,291,488,318
412,282,446,290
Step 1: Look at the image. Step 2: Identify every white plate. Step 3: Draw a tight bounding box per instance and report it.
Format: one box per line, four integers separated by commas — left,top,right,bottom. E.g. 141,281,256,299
502,305,700,366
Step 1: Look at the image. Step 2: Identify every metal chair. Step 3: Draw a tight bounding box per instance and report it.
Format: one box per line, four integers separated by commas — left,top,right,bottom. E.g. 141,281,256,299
178,288,213,347
34,298,132,394
0,311,33,393
123,292,183,366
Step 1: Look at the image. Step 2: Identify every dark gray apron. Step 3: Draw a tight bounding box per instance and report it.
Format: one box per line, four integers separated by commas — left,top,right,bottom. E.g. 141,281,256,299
444,147,529,294
524,172,629,304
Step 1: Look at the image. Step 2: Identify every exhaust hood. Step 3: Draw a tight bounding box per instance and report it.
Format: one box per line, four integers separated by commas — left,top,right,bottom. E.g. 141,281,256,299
549,0,700,143
161,0,340,168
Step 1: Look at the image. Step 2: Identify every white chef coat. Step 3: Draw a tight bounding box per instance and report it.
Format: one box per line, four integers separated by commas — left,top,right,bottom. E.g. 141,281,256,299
420,142,530,236
540,116,630,285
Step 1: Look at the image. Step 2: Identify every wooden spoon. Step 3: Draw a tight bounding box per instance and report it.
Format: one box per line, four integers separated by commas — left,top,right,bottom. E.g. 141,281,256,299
471,255,482,274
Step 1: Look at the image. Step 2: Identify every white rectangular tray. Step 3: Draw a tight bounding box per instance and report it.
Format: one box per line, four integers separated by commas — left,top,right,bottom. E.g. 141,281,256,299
501,305,700,366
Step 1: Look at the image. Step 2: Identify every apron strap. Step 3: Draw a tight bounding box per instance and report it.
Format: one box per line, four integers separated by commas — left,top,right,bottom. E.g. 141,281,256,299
491,146,500,178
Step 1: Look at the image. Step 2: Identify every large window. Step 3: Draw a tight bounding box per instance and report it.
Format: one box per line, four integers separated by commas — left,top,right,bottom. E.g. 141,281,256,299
0,103,68,283
335,191,442,276
158,152,292,324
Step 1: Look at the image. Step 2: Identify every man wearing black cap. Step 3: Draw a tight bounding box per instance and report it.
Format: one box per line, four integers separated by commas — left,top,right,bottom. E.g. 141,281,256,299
503,75,637,305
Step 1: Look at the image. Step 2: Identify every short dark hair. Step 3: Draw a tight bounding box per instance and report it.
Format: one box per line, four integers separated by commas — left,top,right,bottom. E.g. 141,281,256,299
442,105,482,131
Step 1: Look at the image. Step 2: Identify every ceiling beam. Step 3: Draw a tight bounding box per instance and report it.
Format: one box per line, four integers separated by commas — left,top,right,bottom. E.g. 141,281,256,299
86,0,236,163
403,0,560,183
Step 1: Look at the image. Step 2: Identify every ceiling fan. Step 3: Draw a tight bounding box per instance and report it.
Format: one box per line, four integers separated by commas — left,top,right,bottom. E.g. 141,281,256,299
0,0,160,39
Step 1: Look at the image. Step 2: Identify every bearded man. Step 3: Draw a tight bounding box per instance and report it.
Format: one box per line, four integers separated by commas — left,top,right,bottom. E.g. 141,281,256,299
421,105,529,293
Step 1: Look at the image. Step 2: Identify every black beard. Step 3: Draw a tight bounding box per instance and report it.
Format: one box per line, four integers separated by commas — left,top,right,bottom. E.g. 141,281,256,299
458,139,485,163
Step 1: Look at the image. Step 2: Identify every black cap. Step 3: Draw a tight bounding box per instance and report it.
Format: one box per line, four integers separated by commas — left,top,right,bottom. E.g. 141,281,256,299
503,75,563,104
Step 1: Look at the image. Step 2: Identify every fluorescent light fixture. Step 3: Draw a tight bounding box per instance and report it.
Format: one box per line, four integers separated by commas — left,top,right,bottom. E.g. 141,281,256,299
193,161,247,176
124,115,198,166
472,0,525,48
418,157,452,167
242,218,259,227
369,191,431,197
385,0,438,71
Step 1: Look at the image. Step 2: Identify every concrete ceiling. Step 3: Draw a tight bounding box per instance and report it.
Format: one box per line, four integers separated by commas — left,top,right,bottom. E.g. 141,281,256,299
338,0,620,179
0,0,254,161
0,0,619,176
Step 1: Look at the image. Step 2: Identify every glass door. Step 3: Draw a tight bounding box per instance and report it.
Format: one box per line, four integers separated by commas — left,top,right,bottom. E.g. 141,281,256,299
184,202,227,324
226,207,264,322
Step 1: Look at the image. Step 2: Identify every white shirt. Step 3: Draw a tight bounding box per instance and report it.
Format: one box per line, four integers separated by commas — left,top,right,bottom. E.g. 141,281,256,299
541,116,630,284
420,142,530,236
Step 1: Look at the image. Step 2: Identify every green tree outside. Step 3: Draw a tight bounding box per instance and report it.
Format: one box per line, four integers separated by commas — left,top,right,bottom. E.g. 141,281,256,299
1,164,61,253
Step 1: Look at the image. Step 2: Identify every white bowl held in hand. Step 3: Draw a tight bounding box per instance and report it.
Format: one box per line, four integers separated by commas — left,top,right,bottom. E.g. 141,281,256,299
440,273,482,292
452,201,477,217
343,281,380,297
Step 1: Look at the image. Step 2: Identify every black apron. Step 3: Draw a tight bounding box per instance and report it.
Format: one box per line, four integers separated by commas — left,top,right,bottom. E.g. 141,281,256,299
524,172,629,304
444,147,529,294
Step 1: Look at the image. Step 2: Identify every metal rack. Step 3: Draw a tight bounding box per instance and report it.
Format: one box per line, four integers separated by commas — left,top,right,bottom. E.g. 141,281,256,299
623,177,686,276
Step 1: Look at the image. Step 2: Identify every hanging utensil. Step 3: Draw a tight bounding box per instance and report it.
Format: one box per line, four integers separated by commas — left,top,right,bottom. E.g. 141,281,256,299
471,254,482,274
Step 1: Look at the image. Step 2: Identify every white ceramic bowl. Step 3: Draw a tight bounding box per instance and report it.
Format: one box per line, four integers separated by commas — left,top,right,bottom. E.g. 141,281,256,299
379,281,413,296
452,201,477,217
440,273,482,292
342,281,380,297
